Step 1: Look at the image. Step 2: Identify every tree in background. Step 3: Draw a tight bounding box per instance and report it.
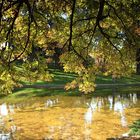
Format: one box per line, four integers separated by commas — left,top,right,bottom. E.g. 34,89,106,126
0,0,140,94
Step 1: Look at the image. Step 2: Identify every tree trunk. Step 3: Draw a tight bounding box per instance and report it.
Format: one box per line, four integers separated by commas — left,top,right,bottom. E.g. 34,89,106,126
136,48,140,74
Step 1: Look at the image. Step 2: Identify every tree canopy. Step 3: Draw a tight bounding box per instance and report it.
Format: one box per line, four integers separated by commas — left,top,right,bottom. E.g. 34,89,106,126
0,0,140,94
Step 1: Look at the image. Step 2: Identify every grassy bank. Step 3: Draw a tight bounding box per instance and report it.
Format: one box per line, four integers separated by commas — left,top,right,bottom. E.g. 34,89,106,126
1,86,140,103
1,69,140,103
23,69,140,86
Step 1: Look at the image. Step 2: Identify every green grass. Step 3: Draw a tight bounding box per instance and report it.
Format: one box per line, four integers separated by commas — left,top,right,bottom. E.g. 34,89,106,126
24,69,140,86
1,69,140,103
2,85,140,104
1,85,140,104
0,88,81,103
23,69,77,86
95,74,140,84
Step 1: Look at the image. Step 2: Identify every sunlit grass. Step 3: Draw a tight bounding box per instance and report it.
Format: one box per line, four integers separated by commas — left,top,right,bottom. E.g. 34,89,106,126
1,69,140,103
0,88,81,103
1,85,140,104
24,69,140,85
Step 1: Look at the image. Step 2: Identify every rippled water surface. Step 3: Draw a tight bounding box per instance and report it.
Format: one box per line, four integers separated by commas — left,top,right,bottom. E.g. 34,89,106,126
0,92,140,140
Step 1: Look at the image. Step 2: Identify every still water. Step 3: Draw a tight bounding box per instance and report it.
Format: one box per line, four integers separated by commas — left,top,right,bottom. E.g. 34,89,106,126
0,92,140,140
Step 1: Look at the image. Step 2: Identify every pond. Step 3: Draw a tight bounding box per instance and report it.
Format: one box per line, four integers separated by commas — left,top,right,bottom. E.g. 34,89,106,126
0,91,140,140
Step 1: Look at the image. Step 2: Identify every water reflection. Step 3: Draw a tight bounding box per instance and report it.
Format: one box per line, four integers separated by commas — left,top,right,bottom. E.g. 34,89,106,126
0,103,17,140
9,105,15,114
0,103,8,116
45,98,59,108
84,93,140,127
130,93,138,104
0,92,140,139
108,96,113,110
114,101,127,127
0,103,16,116
84,98,97,124
0,133,11,140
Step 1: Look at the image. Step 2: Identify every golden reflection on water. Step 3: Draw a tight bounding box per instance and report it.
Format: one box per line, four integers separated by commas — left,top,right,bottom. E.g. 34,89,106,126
1,94,140,140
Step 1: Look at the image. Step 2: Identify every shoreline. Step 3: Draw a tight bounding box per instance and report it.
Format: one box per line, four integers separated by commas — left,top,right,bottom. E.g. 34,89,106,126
19,83,140,89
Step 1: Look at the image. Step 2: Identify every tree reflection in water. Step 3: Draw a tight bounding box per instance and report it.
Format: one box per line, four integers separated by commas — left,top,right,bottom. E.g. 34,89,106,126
114,101,127,127
83,92,140,138
0,103,17,139
0,92,139,139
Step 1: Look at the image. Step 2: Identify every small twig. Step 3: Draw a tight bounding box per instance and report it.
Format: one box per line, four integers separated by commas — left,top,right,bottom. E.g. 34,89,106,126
73,16,96,25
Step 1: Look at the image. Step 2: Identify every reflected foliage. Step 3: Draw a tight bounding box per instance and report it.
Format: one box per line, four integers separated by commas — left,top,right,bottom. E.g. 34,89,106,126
0,92,140,139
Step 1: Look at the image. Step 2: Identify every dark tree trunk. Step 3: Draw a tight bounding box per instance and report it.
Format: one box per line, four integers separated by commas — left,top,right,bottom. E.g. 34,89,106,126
136,48,140,74
53,47,62,69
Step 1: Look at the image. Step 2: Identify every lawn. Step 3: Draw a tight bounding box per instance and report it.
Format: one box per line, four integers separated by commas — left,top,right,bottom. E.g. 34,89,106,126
24,69,140,86
0,69,140,103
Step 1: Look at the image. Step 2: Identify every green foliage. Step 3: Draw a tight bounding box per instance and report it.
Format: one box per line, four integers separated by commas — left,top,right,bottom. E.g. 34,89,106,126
0,71,19,94
129,119,140,136
0,0,140,94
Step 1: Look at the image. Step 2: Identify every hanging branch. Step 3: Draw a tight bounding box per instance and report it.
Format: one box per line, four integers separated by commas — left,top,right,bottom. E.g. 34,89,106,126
9,0,34,64
8,0,38,64
9,17,31,64
24,0,38,26
6,2,22,40
68,0,88,66
85,0,105,48
68,0,76,51
0,1,21,64
98,20,126,67
106,2,136,45
96,0,125,67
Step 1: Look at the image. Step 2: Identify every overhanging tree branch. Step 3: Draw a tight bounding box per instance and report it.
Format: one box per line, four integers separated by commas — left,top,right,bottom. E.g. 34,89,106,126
68,0,88,66
85,0,105,53
106,2,136,45
69,0,76,51
8,0,38,64
6,1,22,40
9,19,31,64
98,23,126,67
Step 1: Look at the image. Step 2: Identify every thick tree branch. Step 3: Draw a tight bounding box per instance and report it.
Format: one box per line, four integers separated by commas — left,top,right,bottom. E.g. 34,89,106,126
0,0,4,26
85,0,105,50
